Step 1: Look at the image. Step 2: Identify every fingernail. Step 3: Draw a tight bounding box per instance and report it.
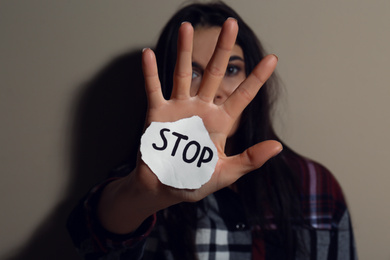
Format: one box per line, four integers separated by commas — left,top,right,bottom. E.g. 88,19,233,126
227,17,237,22
273,143,283,157
142,48,149,53
272,54,279,61
181,21,191,25
277,143,283,153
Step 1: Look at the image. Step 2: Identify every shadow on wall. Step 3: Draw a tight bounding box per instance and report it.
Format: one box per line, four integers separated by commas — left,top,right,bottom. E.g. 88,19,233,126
9,49,147,260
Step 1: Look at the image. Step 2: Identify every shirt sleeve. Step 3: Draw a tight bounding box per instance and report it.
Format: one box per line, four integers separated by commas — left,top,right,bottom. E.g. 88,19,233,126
328,209,358,260
297,158,358,259
67,177,156,259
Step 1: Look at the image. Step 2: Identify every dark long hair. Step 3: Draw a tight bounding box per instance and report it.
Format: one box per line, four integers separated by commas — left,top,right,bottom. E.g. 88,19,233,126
154,2,304,259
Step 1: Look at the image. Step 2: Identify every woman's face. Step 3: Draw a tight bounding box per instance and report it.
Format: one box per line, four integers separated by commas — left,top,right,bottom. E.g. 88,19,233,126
190,26,246,136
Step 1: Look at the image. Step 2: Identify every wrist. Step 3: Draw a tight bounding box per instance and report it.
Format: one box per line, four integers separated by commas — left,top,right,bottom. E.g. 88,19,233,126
97,168,170,234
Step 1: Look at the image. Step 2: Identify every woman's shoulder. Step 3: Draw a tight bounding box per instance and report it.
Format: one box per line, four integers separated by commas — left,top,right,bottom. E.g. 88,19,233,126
283,150,348,229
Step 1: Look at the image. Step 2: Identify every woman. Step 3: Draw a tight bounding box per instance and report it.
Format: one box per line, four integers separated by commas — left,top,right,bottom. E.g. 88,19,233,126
68,2,356,259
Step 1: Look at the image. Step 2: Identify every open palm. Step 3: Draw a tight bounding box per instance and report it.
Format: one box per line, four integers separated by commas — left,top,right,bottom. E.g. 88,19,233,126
136,19,281,206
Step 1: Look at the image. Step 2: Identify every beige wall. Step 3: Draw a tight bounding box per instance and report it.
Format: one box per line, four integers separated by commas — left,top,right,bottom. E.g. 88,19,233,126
1,0,389,259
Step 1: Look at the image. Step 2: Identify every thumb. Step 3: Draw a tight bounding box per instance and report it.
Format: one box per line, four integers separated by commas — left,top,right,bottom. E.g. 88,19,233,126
223,140,283,183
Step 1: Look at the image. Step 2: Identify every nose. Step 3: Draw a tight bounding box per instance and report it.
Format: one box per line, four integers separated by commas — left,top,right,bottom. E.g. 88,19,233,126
213,89,225,105
213,81,231,105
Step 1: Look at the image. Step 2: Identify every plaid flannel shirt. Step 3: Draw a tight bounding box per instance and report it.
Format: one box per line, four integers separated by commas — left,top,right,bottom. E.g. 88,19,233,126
68,155,357,260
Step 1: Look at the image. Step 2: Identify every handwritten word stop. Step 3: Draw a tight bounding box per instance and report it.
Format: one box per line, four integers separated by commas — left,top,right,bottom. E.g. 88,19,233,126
140,116,218,189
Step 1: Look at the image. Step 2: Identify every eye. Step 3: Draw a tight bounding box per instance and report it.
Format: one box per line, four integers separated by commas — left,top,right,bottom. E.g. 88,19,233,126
225,65,241,77
192,69,202,80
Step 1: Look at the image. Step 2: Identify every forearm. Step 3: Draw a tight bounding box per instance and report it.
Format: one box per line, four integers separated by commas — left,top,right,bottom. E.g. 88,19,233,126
97,169,167,234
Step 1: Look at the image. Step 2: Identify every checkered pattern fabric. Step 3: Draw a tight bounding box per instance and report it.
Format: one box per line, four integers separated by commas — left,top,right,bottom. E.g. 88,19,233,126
68,157,357,259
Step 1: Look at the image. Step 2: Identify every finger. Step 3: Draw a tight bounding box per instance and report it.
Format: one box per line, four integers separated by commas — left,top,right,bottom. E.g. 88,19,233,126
223,54,278,119
197,18,238,102
171,22,194,100
220,140,283,185
142,48,165,109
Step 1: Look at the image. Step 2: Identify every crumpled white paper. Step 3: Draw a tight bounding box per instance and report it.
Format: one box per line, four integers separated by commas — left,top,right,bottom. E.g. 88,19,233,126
140,116,219,189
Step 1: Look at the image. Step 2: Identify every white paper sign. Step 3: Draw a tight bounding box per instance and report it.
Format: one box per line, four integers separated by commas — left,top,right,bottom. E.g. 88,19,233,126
140,116,219,189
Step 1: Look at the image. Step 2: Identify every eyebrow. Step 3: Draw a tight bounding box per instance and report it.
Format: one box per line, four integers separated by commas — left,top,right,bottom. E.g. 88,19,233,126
229,55,244,62
192,55,244,69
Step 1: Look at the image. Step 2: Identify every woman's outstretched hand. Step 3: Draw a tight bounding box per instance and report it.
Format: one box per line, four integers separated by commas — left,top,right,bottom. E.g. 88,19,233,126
140,19,281,199
98,19,282,234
